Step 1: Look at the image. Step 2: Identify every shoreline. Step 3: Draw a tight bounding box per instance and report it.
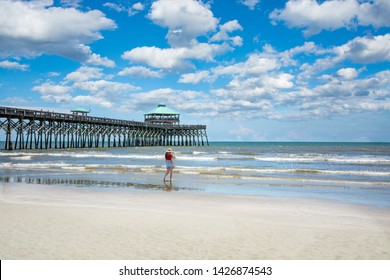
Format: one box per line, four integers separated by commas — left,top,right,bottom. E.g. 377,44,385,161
1,182,389,260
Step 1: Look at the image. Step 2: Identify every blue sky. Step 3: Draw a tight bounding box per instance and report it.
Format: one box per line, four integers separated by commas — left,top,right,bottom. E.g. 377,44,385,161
0,0,389,142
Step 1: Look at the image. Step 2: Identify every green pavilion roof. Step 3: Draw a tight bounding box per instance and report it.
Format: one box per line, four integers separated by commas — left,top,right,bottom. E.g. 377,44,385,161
144,104,179,115
71,108,90,113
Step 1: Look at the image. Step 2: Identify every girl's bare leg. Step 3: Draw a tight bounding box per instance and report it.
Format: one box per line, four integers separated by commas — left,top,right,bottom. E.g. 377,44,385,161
163,168,170,181
169,168,173,181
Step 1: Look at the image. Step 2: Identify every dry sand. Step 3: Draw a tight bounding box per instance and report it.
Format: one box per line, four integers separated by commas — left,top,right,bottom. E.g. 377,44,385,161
0,182,389,260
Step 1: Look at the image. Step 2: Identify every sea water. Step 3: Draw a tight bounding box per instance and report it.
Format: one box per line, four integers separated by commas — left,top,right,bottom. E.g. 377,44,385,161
0,142,389,207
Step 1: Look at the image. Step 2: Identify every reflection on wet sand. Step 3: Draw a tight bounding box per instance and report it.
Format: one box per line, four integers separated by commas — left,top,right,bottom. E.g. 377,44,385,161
164,181,173,191
0,176,198,192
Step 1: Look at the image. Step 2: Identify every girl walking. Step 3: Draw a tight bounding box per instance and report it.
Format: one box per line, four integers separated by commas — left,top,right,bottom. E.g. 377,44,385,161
163,148,175,182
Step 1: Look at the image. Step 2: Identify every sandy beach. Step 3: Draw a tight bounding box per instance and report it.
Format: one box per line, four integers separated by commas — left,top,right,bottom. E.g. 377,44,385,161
0,182,389,260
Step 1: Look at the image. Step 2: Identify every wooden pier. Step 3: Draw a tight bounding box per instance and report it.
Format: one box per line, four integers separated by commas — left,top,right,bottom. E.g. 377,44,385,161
0,106,208,150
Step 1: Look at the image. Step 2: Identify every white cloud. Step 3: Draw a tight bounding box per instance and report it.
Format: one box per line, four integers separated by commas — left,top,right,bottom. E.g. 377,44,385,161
118,66,162,78
0,0,116,61
240,0,260,10
60,0,83,8
122,42,231,70
103,2,145,16
73,80,140,95
0,60,29,71
213,53,280,78
121,88,211,113
33,78,140,108
335,34,390,63
33,64,141,109
65,66,105,82
87,53,115,68
358,0,390,28
148,0,218,47
132,2,145,11
32,81,73,103
103,2,124,12
230,36,243,47
199,38,390,121
286,41,319,56
298,34,390,81
122,46,190,69
33,81,72,95
336,68,358,80
283,70,390,119
216,72,294,102
72,95,113,109
178,71,210,84
47,72,61,77
270,0,390,36
210,20,243,46
122,0,242,70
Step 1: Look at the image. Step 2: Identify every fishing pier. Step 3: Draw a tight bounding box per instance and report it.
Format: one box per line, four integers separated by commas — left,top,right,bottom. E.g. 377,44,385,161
0,105,208,150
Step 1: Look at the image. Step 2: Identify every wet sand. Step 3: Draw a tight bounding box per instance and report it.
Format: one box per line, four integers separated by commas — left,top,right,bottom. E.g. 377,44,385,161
0,182,389,259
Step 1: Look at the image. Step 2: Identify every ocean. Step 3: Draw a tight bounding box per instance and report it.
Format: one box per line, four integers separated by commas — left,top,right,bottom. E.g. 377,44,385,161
1,142,389,207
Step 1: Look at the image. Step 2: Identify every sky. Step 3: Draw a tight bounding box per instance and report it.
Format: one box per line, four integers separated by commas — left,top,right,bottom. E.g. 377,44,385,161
0,0,389,142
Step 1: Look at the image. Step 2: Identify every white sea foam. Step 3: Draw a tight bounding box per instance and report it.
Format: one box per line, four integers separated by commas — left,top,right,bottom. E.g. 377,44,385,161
0,151,162,160
254,155,390,165
178,155,216,161
3,150,387,165
61,166,85,171
192,151,206,155
1,160,389,177
9,156,33,160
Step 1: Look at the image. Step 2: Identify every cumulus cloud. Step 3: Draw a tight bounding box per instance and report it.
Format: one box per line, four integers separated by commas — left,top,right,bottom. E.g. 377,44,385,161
210,20,243,46
122,0,242,70
47,72,61,77
298,34,390,81
104,2,145,16
214,72,294,102
120,88,212,114
299,70,390,114
213,52,280,78
132,2,145,11
122,32,389,121
87,53,115,68
148,0,218,47
33,78,140,108
270,0,390,36
60,0,82,8
240,0,260,10
335,34,390,63
0,60,29,71
118,66,162,78
122,42,231,70
357,0,390,28
33,81,72,95
193,38,390,121
73,80,139,96
274,69,390,119
178,71,210,84
72,95,113,109
0,0,116,61
336,68,358,80
32,81,73,103
33,65,140,109
65,66,105,82
286,41,319,56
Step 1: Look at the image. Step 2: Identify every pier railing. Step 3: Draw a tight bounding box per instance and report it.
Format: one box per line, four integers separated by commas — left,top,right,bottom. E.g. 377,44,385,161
0,106,208,150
